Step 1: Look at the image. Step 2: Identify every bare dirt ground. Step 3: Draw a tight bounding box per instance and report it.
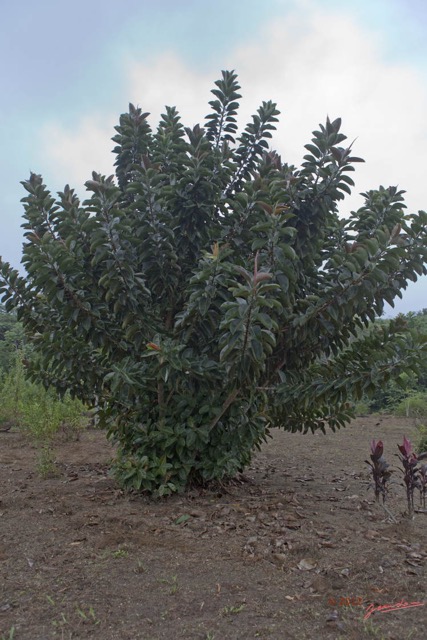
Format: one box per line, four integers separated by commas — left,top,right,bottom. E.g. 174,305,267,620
1,416,426,640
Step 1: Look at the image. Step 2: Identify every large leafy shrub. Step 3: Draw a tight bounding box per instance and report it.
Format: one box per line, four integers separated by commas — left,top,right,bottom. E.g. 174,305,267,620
1,71,426,494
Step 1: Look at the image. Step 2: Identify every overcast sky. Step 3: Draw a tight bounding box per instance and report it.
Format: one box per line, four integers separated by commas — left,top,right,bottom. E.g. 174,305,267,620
1,0,426,315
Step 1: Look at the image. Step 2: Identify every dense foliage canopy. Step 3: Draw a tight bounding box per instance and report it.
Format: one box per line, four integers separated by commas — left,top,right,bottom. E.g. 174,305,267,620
1,71,426,494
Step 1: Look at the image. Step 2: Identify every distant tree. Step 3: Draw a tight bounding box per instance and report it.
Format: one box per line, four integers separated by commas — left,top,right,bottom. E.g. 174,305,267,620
1,71,426,494
0,304,24,373
406,310,427,388
0,303,17,339
366,310,427,412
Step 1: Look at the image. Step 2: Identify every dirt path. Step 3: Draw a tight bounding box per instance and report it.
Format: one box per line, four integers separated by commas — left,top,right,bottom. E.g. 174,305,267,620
1,417,426,639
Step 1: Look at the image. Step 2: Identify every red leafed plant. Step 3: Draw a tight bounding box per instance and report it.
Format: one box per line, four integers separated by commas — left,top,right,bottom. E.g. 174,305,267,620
397,436,427,516
418,463,427,510
366,439,392,504
367,437,427,519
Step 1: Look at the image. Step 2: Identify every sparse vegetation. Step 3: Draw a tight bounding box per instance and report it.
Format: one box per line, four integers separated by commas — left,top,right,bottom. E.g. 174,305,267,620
221,604,246,615
111,548,129,559
362,310,427,415
76,605,100,626
0,363,86,475
415,423,427,453
394,391,427,419
160,574,179,595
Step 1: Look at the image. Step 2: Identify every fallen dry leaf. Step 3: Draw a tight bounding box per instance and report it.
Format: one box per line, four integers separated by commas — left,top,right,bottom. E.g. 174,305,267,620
297,558,317,571
272,553,288,564
315,530,330,538
364,530,379,540
405,559,422,568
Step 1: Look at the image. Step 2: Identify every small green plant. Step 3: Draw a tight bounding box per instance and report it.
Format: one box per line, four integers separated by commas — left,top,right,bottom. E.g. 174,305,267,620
354,400,370,416
0,627,15,640
361,618,387,639
174,514,191,525
221,604,246,615
76,605,100,625
37,443,58,478
134,560,145,574
160,574,179,595
111,548,128,559
51,612,69,631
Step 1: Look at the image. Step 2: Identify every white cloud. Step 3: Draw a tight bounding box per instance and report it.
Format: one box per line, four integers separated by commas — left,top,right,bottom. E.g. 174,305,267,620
39,55,211,194
43,3,427,211
39,0,427,312
40,117,117,192
230,4,427,215
126,52,212,127
148,11,425,217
